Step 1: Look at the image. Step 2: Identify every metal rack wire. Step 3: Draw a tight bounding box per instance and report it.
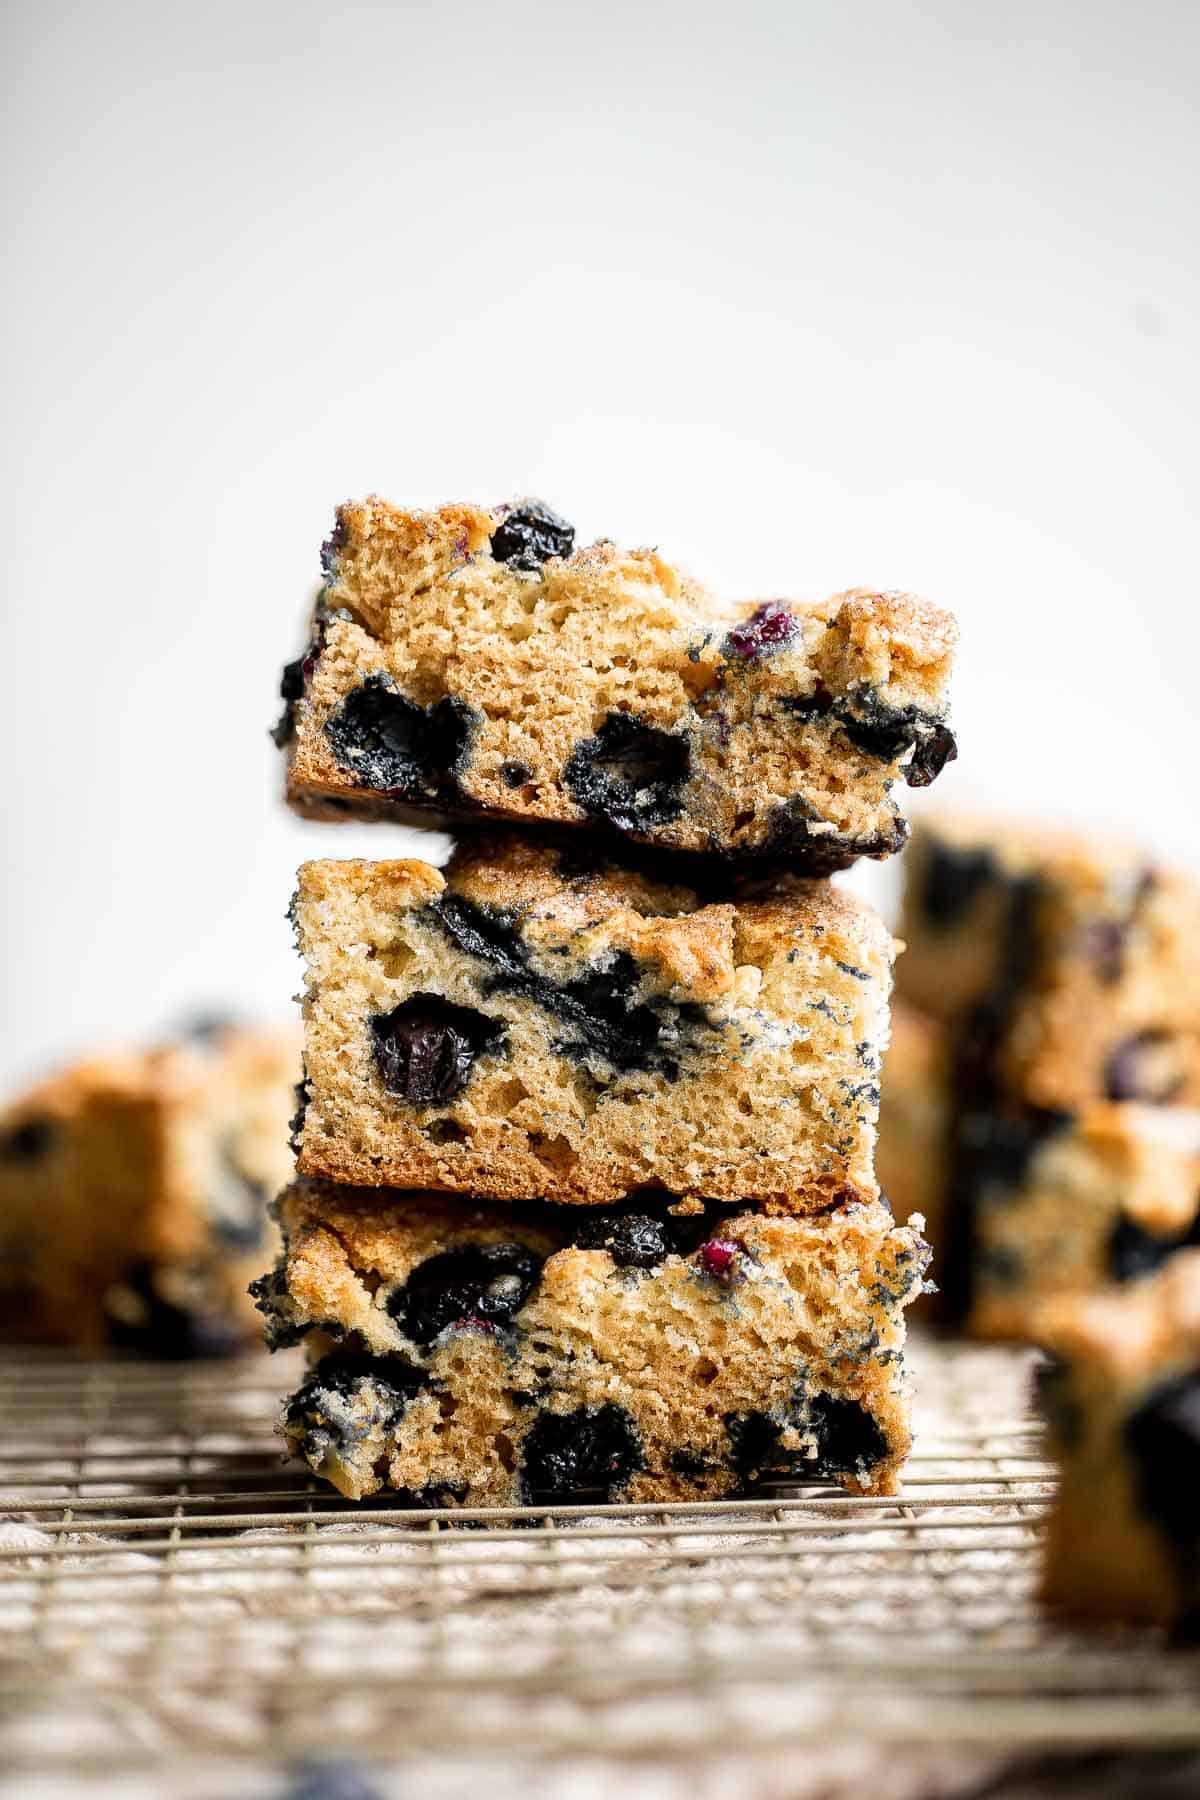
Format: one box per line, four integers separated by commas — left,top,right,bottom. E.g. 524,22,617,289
1,1336,1198,1778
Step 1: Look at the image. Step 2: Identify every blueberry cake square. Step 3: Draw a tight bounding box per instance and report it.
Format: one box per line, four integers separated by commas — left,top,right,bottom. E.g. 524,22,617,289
252,1178,930,1504
0,1021,298,1355
275,496,958,873
964,1103,1200,1341
1035,1250,1200,1632
290,837,896,1211
897,813,1200,1113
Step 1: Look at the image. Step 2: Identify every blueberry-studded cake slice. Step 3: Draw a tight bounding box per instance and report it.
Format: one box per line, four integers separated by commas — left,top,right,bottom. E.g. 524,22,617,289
275,496,957,873
0,1020,299,1355
966,1103,1200,1340
252,1178,930,1505
896,812,1200,1113
290,837,896,1210
1035,1250,1200,1632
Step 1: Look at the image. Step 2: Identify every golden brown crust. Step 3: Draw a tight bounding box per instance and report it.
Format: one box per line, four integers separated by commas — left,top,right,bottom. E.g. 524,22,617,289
281,497,957,867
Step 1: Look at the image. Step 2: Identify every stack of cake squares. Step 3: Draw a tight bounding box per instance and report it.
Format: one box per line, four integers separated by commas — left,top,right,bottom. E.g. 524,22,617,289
881,813,1200,1340
255,497,958,1507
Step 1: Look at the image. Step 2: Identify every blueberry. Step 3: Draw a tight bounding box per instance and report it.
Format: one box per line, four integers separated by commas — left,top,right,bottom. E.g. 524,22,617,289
284,1761,383,1800
725,1410,784,1478
904,721,957,787
389,1242,545,1344
956,1107,1074,1192
573,1211,670,1269
521,1404,644,1501
1109,1212,1200,1285
434,895,716,1079
1105,1031,1184,1105
726,1395,886,1484
500,759,533,788
272,624,327,749
669,1447,710,1478
324,673,479,798
1126,1369,1200,1544
286,1350,426,1435
288,1075,311,1156
489,500,575,571
0,1116,61,1162
804,1393,888,1478
102,1264,243,1361
723,602,800,661
921,843,995,928
369,995,504,1105
319,514,348,580
563,712,691,834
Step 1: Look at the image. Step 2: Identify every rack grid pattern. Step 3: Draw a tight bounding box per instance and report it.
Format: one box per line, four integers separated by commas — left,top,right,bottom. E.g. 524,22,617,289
2,1337,1198,1774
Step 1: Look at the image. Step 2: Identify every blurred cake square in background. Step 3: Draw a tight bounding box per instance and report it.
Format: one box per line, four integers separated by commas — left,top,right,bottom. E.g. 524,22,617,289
880,813,1200,1338
0,1017,298,1357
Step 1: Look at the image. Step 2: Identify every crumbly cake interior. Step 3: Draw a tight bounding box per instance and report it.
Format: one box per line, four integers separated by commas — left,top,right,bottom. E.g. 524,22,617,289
279,497,957,870
0,1023,298,1354
254,1178,929,1505
291,838,895,1209
1035,1251,1200,1629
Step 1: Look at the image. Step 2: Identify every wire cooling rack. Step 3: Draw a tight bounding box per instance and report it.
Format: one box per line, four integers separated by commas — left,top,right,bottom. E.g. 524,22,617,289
1,1336,1198,1783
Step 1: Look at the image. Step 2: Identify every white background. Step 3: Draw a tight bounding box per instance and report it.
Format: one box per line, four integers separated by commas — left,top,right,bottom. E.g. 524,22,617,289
3,0,1198,1086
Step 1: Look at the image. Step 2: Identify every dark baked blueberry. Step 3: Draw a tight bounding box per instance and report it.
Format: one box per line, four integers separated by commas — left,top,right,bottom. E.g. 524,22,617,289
669,1447,711,1478
904,721,957,787
272,624,326,749
760,796,907,875
723,602,800,661
573,1211,670,1269
103,1263,243,1361
272,656,307,748
285,1761,383,1800
287,1349,426,1430
319,514,348,580
1110,1212,1200,1285
288,1075,311,1156
500,759,533,788
725,1410,783,1478
389,1242,545,1344
489,500,575,571
434,895,716,1078
324,673,479,798
0,1116,61,1162
1126,1369,1200,1543
1105,1030,1185,1105
920,842,995,929
370,995,505,1106
521,1403,644,1502
248,1263,311,1349
956,1107,1074,1194
563,712,691,834
804,1393,888,1478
